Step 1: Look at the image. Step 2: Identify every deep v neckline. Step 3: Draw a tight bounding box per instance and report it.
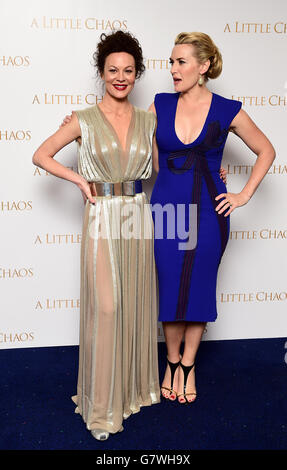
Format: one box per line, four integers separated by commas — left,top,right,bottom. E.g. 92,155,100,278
174,92,214,147
96,104,135,155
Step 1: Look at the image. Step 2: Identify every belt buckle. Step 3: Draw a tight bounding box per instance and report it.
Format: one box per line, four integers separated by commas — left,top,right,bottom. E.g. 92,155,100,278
113,182,122,196
123,181,135,196
96,181,139,197
102,182,112,197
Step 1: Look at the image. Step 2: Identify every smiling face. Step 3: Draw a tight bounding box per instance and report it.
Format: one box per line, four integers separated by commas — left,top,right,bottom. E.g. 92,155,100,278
102,52,136,100
169,44,210,93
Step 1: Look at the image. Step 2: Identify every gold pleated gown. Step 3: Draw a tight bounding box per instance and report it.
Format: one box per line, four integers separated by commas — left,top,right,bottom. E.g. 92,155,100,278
71,105,160,434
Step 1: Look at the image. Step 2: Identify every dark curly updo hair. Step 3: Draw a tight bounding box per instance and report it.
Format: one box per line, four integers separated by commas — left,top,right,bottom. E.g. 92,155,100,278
93,30,145,79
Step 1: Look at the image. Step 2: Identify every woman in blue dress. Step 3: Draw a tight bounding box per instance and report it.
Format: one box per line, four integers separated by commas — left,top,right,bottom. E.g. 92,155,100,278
149,32,275,403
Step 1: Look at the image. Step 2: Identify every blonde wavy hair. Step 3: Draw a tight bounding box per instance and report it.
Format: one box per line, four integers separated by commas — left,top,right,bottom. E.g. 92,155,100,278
174,32,223,82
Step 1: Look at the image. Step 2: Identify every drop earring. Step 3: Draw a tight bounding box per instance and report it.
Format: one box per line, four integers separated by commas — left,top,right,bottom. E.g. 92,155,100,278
198,74,204,86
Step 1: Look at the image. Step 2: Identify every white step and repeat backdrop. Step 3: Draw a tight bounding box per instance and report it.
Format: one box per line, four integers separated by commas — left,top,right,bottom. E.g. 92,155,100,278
0,0,286,349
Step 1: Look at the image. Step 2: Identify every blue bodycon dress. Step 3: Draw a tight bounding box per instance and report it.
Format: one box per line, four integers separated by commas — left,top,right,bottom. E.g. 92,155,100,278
150,92,242,322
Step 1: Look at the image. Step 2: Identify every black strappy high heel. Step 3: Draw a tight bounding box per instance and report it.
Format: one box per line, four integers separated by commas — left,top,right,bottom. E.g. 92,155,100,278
161,357,181,400
177,362,197,404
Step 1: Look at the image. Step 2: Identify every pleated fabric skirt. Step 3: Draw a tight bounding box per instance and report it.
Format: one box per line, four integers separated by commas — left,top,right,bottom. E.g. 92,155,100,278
72,192,160,434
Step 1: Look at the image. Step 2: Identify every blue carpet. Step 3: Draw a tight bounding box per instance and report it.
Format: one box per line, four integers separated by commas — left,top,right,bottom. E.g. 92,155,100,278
0,338,286,451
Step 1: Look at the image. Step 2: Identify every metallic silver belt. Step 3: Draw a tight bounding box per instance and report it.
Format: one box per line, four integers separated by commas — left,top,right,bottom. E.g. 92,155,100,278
89,180,143,197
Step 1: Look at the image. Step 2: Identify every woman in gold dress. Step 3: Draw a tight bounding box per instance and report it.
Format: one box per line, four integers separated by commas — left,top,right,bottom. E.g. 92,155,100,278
32,31,160,441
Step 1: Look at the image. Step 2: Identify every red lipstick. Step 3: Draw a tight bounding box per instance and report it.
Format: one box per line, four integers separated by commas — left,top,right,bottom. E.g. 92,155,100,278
113,84,128,91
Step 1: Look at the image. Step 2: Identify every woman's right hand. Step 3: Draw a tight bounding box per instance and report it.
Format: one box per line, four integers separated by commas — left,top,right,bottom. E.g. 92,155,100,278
76,177,96,205
60,115,72,128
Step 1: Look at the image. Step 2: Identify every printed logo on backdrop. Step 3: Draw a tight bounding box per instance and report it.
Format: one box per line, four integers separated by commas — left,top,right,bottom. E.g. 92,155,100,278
34,233,81,244
1,201,32,211
35,299,80,310
0,130,31,141
231,95,286,106
226,163,287,176
30,17,127,31
0,332,35,344
145,59,170,70
224,22,287,34
0,268,34,279
32,93,103,106
0,56,30,67
220,291,287,302
230,229,287,240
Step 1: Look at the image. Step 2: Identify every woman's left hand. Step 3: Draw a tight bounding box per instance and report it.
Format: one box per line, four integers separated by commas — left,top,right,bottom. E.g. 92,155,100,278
215,192,250,217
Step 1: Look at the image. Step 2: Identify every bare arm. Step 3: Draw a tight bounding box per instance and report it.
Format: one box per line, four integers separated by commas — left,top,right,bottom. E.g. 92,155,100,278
215,109,276,216
32,112,96,204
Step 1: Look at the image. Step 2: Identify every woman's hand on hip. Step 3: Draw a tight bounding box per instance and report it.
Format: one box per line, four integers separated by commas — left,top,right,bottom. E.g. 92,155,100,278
215,192,250,217
76,177,96,205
